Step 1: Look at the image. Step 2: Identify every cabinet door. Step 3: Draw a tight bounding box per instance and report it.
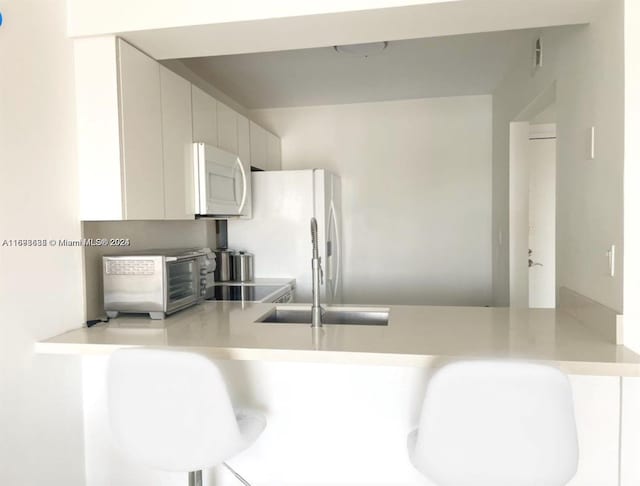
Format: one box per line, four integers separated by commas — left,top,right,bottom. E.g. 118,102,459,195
217,102,238,154
118,40,164,220
266,132,282,171
621,377,640,486
237,115,251,166
75,36,123,220
191,85,218,146
160,66,195,220
567,375,620,486
249,121,268,170
237,115,252,218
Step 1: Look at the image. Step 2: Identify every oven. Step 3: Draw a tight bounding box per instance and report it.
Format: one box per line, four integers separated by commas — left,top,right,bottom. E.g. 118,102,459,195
103,249,212,319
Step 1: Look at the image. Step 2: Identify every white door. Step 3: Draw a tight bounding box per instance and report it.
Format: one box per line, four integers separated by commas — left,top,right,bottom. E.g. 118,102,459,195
528,135,556,308
194,144,249,216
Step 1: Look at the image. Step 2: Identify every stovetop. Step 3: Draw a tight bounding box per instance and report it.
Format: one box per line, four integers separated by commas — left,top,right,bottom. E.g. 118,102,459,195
205,284,289,302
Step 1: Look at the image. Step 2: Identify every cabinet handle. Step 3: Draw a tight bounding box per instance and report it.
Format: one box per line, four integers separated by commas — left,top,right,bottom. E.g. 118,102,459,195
237,157,248,213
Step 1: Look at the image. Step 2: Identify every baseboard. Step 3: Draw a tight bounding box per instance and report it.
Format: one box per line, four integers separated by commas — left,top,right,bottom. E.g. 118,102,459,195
558,287,623,344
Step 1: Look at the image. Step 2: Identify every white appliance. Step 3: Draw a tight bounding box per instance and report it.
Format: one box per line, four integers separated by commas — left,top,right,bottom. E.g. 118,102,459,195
193,143,251,217
228,169,342,304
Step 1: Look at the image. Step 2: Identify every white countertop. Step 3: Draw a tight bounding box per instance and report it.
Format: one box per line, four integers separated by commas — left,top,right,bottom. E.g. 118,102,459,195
36,302,640,376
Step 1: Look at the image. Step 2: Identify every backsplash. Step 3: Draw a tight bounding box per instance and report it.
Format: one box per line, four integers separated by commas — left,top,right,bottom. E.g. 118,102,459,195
82,220,216,320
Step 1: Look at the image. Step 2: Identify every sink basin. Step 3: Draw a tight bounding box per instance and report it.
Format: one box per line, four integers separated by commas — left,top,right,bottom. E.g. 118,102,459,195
257,306,390,326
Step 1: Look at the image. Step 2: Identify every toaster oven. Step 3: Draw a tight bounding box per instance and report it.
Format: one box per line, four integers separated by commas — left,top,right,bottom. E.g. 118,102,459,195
103,248,214,319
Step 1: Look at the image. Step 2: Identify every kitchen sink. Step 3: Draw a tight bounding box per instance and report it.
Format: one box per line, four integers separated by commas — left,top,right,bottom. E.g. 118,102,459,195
257,306,390,326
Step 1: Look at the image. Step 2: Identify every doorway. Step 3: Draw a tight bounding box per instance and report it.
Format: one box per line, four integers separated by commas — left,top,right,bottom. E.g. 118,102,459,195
527,123,556,308
508,87,557,309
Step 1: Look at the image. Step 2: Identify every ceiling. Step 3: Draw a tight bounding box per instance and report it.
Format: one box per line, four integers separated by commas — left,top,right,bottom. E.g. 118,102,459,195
179,29,535,109
118,0,601,60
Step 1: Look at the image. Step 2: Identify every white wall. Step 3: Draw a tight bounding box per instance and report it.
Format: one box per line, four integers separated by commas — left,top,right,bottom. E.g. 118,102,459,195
82,221,216,320
0,0,86,484
251,96,493,306
492,0,624,311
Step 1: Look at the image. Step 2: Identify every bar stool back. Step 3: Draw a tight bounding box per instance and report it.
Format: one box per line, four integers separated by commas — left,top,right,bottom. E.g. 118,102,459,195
108,348,265,486
408,361,579,486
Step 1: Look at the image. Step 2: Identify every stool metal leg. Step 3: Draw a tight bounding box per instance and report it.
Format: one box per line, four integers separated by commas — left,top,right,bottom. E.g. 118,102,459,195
223,462,252,486
188,470,202,486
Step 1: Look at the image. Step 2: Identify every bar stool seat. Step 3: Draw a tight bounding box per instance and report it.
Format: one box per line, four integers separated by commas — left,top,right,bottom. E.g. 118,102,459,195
408,360,579,486
108,348,265,485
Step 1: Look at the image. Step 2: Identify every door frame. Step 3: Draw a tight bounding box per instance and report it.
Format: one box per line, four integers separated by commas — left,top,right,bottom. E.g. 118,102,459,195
508,82,556,307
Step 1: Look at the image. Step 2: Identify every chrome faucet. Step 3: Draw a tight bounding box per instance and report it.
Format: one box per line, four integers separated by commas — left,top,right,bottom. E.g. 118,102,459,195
310,217,324,327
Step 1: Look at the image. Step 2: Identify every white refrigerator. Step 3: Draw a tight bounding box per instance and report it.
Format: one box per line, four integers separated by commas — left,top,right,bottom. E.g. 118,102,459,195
228,169,343,304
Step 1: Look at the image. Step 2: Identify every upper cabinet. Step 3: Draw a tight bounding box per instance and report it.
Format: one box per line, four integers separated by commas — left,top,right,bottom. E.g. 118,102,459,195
75,37,166,220
75,37,280,221
237,115,251,166
191,85,218,147
249,121,268,171
160,66,195,220
266,131,282,171
118,41,165,220
217,102,238,154
250,120,282,171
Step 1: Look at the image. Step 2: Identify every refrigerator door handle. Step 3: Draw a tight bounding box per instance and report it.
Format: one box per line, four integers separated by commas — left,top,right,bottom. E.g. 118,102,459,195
329,201,341,299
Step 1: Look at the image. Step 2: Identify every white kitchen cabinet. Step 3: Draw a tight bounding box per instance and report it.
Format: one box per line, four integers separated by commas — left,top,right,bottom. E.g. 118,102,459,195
567,375,620,486
216,102,238,154
75,36,270,220
266,131,282,170
191,85,218,146
118,40,164,220
249,121,268,170
237,114,251,166
75,37,165,220
621,377,640,486
160,66,194,220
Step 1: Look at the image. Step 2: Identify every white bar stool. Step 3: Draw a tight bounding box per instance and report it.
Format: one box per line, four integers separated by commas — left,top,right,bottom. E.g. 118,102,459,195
408,360,579,486
107,348,265,486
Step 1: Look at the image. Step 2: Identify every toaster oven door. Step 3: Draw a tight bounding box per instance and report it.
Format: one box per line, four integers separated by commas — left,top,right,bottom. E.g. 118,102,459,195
103,256,165,314
166,258,201,313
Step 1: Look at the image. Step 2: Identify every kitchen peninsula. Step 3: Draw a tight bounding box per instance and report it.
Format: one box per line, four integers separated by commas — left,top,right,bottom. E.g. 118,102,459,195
37,301,640,376
37,302,640,486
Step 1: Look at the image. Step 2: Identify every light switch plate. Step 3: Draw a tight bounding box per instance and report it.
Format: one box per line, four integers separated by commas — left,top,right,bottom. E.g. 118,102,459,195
607,244,615,277
588,126,595,160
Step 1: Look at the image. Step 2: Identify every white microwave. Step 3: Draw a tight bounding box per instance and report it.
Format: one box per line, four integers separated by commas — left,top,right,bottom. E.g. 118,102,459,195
193,143,251,217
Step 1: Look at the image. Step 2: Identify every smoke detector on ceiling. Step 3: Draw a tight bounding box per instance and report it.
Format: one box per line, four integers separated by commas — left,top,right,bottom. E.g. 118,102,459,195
333,41,388,58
